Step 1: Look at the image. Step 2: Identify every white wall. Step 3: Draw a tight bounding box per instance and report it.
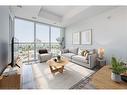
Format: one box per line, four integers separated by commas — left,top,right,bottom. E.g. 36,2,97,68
0,6,9,42
0,6,11,64
65,7,127,63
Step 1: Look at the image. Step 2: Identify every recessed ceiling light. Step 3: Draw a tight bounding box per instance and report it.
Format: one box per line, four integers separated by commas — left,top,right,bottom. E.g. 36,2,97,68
17,5,22,8
32,17,37,19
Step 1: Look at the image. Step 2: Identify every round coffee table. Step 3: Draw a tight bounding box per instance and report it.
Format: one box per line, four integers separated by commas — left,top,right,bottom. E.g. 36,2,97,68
47,57,69,73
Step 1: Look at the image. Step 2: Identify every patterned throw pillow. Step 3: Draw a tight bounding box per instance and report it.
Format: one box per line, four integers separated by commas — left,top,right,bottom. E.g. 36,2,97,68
80,50,89,60
81,50,86,56
84,50,89,56
84,53,89,60
80,49,89,56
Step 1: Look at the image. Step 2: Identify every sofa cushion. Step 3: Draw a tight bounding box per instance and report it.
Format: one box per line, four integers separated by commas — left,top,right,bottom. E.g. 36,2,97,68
72,55,88,63
62,49,69,53
69,48,78,54
62,53,76,59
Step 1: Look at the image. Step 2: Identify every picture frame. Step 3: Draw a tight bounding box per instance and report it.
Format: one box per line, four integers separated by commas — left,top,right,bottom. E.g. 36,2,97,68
81,29,92,45
72,32,80,44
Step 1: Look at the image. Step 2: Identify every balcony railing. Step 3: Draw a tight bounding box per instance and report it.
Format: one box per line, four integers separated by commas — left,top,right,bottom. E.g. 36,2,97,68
14,42,60,63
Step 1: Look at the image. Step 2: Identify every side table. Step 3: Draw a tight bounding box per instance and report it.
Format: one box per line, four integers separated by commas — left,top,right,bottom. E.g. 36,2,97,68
96,57,106,68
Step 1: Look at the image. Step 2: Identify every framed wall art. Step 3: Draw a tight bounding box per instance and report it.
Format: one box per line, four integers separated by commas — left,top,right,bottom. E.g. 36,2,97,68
72,32,80,44
81,29,92,45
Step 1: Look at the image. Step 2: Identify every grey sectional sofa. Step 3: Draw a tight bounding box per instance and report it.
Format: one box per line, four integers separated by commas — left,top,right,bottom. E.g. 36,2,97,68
61,48,97,69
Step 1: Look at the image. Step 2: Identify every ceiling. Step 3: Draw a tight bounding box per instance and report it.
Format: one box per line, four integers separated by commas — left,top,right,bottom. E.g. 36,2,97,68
10,6,117,27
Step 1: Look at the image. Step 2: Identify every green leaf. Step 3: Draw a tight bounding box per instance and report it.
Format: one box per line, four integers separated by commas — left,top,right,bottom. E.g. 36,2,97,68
111,57,127,74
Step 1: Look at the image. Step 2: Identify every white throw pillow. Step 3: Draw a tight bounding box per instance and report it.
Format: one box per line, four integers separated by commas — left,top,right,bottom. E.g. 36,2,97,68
78,48,83,55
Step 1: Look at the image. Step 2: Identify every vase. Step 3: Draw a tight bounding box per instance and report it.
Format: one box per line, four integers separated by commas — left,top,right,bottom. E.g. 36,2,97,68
57,55,61,60
111,72,121,82
56,55,61,63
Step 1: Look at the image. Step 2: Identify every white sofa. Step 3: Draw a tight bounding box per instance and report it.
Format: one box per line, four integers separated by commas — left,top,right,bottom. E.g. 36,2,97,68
61,48,97,69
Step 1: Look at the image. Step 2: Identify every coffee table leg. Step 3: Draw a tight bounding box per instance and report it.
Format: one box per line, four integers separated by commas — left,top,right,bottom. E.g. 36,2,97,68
49,66,54,73
49,66,64,73
59,66,64,73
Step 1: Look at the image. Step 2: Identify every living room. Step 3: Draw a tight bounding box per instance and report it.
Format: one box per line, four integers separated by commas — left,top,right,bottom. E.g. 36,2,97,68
0,3,127,92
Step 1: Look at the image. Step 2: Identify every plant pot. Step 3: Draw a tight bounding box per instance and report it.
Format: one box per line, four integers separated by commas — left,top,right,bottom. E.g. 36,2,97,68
111,72,121,82
121,75,127,82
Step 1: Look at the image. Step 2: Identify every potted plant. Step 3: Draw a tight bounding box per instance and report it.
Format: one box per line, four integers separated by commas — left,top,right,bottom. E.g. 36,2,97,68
111,57,127,82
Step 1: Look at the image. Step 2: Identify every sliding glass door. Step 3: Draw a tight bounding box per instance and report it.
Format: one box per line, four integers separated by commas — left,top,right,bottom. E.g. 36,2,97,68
36,24,61,57
36,23,50,59
14,18,35,62
51,27,61,56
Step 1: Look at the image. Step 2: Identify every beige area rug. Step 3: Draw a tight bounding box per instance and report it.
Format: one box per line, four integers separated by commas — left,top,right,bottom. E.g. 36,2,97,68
32,62,95,89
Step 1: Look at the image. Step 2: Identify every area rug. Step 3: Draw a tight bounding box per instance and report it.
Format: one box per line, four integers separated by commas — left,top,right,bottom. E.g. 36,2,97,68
70,76,96,89
32,62,95,89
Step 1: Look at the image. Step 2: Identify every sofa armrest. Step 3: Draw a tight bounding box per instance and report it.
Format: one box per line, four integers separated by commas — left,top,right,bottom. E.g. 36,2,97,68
88,54,97,68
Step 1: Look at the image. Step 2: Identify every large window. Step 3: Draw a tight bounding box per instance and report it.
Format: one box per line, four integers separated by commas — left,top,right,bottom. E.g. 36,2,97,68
51,27,61,56
36,24,49,43
51,27,61,43
36,24,50,59
14,18,64,62
15,19,35,62
15,19,34,42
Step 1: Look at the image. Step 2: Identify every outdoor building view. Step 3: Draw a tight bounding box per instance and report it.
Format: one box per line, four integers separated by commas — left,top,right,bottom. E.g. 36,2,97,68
14,18,64,63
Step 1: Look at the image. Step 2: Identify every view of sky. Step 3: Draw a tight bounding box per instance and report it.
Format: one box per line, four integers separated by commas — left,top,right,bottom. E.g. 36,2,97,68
15,19,61,43
15,19,34,42
51,27,61,43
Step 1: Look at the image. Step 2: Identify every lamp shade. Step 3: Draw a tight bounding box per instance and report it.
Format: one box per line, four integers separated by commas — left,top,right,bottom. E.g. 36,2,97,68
98,48,104,58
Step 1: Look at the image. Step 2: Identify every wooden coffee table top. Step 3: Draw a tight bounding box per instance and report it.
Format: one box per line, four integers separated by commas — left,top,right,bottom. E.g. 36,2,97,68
90,65,127,89
47,57,69,67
